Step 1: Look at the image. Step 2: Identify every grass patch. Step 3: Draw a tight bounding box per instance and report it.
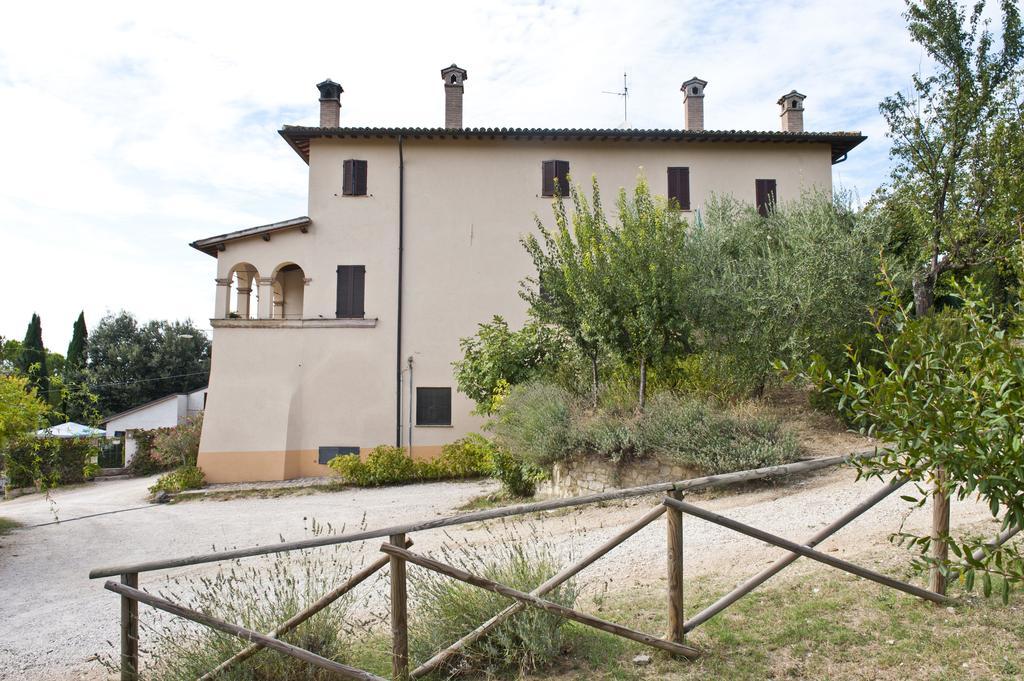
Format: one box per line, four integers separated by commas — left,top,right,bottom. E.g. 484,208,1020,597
172,483,347,503
456,492,533,512
0,517,22,535
536,569,1024,680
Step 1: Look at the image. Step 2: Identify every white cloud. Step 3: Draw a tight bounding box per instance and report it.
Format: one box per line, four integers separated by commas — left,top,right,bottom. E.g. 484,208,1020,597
0,0,924,350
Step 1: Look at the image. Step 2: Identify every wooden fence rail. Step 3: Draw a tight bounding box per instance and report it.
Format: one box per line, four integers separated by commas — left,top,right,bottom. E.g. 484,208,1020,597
92,452,910,680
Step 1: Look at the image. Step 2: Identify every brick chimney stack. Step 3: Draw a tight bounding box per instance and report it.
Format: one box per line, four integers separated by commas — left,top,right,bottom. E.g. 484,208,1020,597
316,79,343,127
778,90,805,132
441,64,468,129
681,77,707,131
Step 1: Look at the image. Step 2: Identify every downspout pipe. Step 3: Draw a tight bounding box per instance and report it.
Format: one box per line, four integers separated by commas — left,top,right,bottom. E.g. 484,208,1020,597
396,135,405,448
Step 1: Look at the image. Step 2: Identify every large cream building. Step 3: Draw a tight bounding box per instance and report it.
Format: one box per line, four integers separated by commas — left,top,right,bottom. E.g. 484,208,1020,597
192,67,865,482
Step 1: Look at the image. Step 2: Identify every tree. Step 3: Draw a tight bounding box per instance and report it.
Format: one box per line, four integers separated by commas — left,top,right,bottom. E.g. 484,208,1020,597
0,374,49,452
66,312,87,370
17,313,49,398
523,175,690,410
453,316,576,414
878,0,1023,316
521,177,612,406
601,176,690,409
689,192,887,396
806,264,1024,598
86,311,211,415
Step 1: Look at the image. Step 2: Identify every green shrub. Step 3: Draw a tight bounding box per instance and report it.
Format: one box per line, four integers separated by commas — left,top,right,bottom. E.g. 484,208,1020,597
126,520,357,681
641,394,800,474
490,381,574,467
434,434,495,479
487,447,546,497
328,439,494,487
491,383,800,476
4,437,97,488
410,534,578,677
149,465,206,495
153,414,203,467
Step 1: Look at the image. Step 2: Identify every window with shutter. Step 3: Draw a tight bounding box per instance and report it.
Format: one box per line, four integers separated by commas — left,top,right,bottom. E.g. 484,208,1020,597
667,167,691,210
336,265,366,318
416,387,452,426
755,179,777,217
342,159,368,196
541,160,570,197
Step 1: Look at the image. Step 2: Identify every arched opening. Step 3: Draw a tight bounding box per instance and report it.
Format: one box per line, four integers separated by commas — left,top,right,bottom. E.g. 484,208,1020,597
272,263,305,320
227,263,259,319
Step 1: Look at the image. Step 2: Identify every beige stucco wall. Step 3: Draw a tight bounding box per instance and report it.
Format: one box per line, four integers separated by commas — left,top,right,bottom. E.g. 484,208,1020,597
198,137,834,482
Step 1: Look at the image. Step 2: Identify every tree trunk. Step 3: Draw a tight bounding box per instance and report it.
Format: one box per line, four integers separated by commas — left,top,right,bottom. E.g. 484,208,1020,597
638,357,647,412
590,354,600,409
930,466,951,597
913,275,935,316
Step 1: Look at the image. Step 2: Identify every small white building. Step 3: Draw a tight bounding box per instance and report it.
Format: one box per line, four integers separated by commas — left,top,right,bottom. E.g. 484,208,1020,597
102,387,208,463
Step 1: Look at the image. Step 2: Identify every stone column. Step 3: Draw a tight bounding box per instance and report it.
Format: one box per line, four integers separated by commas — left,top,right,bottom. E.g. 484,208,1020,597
256,277,274,319
214,278,231,319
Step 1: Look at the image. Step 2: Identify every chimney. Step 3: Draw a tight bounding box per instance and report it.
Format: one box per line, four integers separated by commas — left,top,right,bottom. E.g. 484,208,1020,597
316,79,343,127
681,77,707,131
441,64,468,129
778,90,805,132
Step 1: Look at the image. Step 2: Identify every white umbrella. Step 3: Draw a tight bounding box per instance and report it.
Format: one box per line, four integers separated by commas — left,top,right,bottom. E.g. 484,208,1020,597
35,422,108,439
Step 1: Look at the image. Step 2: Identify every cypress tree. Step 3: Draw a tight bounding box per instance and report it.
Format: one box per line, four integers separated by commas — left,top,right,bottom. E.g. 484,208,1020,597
66,312,87,370
18,313,49,397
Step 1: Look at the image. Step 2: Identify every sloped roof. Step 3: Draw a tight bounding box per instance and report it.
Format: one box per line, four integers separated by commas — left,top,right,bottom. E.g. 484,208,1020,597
279,125,865,165
190,217,311,257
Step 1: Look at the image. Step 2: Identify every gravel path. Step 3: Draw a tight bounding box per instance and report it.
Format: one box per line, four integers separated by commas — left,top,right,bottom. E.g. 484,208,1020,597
0,467,1002,681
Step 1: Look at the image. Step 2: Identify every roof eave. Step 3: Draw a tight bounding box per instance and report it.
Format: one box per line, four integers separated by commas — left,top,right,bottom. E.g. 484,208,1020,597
190,217,312,258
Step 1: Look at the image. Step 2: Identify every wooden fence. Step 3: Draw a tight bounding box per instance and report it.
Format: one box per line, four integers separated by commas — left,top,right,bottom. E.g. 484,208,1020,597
89,452,991,681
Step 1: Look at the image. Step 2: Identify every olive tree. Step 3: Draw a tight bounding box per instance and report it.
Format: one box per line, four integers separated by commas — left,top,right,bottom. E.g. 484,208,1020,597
807,263,1024,597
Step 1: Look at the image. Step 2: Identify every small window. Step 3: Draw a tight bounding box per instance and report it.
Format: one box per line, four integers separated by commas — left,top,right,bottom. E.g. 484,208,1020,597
416,387,452,426
336,265,366,318
541,160,570,197
318,446,359,465
667,167,690,210
755,179,777,217
343,159,368,196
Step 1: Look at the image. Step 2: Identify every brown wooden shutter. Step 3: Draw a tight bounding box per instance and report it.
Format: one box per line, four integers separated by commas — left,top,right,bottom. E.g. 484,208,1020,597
343,160,367,196
667,167,690,210
336,265,366,318
541,160,556,196
554,160,570,195
755,179,777,217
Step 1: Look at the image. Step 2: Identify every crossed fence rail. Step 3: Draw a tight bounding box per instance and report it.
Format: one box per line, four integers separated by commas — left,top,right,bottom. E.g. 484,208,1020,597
90,451,1012,681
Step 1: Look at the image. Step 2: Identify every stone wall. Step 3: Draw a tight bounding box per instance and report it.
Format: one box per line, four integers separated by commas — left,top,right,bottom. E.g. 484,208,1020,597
537,454,698,499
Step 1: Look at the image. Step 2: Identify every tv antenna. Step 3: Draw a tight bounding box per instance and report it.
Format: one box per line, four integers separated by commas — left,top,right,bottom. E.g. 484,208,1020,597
602,71,629,127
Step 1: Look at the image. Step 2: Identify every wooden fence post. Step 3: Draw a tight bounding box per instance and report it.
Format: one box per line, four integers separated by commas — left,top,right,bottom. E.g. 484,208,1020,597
120,572,139,681
666,490,685,645
930,467,950,596
390,533,409,681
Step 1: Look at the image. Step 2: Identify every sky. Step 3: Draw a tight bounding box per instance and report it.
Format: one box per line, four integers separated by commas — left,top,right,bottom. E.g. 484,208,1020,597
0,0,931,352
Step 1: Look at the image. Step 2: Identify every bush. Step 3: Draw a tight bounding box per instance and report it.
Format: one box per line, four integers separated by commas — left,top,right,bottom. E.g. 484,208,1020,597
4,438,97,488
125,418,202,477
487,447,546,498
492,383,800,476
124,520,357,681
149,465,206,495
433,434,495,479
410,534,578,677
328,439,494,487
490,382,574,467
641,394,800,474
453,316,578,414
153,414,203,467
